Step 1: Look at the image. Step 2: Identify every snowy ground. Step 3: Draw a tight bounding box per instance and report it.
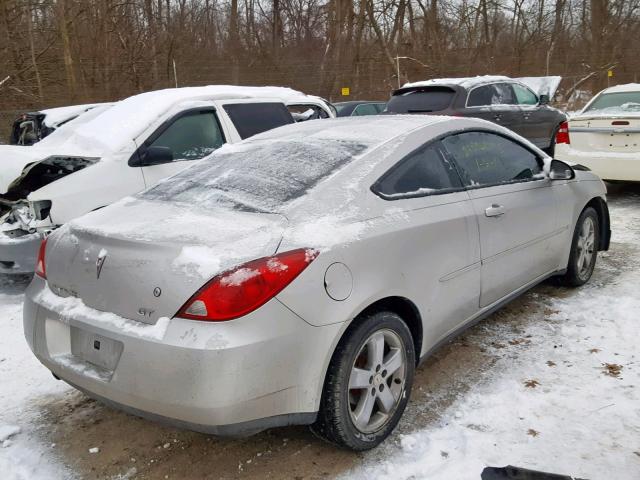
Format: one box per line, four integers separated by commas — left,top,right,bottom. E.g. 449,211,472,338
0,184,639,480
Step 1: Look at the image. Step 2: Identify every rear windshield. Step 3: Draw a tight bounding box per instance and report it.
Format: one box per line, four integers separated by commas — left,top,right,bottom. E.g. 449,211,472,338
141,139,368,212
223,103,294,139
584,92,640,113
386,87,455,113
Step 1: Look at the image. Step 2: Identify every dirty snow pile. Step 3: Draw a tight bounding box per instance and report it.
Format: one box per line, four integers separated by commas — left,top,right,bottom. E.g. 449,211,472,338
347,199,640,480
0,277,71,480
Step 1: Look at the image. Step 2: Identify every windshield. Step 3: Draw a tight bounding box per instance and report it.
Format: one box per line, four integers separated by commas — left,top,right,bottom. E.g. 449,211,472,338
386,87,455,113
584,91,640,113
141,138,368,213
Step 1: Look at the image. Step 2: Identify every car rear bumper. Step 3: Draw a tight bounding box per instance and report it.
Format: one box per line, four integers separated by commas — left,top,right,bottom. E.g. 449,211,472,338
0,231,40,274
555,145,640,181
23,277,341,435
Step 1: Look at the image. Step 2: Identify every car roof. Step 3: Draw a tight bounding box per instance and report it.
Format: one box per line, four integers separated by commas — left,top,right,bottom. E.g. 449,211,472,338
240,115,450,149
601,83,640,94
67,85,310,153
402,75,511,90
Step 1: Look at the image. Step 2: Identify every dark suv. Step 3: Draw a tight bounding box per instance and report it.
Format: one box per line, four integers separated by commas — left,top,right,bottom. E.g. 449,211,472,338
386,77,567,154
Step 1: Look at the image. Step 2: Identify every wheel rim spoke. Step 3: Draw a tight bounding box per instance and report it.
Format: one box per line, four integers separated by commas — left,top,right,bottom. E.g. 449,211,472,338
354,389,376,428
349,367,371,390
377,386,396,413
366,332,385,368
382,349,403,376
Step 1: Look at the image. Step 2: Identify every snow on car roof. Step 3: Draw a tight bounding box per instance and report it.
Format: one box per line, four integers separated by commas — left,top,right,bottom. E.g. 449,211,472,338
403,76,510,89
403,75,562,98
602,83,640,94
64,85,311,154
39,103,106,127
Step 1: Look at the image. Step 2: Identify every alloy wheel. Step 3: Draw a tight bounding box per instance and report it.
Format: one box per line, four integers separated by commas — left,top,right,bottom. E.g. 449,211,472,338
347,329,407,433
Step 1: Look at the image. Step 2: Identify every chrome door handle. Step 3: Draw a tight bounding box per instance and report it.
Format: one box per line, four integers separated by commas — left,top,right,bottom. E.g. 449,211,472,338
485,204,505,217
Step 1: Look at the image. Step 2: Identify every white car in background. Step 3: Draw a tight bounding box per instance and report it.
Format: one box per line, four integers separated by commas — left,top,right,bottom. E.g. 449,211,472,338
0,85,322,274
555,83,640,181
9,103,109,145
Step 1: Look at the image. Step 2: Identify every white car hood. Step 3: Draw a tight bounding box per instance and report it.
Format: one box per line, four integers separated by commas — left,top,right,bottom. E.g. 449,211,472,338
516,76,562,99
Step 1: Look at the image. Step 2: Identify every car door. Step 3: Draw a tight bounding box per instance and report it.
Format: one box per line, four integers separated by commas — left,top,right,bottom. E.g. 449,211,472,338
465,83,522,133
371,141,481,341
512,82,550,148
441,131,563,308
134,107,226,188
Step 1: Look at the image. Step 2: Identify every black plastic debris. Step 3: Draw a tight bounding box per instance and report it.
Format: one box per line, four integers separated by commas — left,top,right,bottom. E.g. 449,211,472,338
482,465,587,480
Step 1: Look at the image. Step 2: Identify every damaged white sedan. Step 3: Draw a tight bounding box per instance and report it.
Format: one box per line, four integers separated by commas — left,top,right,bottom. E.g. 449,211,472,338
0,85,328,273
25,116,610,450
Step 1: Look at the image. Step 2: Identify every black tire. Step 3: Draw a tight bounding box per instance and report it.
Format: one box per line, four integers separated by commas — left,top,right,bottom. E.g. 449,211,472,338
558,207,599,287
311,311,415,451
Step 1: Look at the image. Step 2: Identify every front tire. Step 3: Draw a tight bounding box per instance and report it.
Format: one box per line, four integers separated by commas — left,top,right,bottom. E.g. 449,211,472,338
558,207,599,287
311,311,415,451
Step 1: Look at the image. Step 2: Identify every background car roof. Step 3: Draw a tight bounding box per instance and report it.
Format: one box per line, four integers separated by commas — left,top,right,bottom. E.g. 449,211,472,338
66,85,313,154
601,83,640,94
238,114,449,149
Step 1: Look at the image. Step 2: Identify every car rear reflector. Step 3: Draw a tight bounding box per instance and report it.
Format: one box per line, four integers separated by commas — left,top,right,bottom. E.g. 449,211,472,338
176,248,319,321
556,121,570,145
35,237,47,279
611,120,630,126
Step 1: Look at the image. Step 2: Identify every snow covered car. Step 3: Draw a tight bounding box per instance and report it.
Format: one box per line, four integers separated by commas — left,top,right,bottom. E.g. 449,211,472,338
386,76,566,153
0,85,319,274
554,83,640,182
9,103,108,146
24,115,610,450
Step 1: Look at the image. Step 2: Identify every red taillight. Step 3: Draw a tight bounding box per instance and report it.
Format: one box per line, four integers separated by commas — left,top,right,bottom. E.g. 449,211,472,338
35,237,47,279
556,121,570,144
176,248,318,321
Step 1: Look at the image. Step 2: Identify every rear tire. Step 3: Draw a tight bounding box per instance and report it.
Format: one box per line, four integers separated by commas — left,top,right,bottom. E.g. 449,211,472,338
311,311,415,451
558,207,599,287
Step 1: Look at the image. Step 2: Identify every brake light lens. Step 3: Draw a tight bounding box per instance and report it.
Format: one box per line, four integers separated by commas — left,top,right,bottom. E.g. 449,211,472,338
35,237,47,279
176,248,318,321
556,121,570,144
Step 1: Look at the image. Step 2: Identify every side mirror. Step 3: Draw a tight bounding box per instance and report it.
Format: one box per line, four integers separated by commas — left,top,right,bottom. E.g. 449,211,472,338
539,94,550,105
549,159,575,180
139,146,173,166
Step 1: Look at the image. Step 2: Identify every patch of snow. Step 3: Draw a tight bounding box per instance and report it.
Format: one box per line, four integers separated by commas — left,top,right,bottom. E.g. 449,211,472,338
220,268,260,286
0,426,21,443
34,285,170,341
39,103,106,128
346,200,640,480
0,277,71,479
172,245,222,280
403,75,510,90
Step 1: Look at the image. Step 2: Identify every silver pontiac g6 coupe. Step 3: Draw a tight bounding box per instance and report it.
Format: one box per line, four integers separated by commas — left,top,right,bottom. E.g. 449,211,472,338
24,116,610,450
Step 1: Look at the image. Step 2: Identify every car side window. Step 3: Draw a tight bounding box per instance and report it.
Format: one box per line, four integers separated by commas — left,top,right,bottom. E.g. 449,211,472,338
512,84,539,105
149,111,224,161
441,131,543,187
468,84,517,107
223,103,294,139
353,104,379,116
373,142,462,198
467,85,495,107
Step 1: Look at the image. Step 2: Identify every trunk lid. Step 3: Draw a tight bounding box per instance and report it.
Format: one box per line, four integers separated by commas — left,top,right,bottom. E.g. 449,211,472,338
568,115,640,153
45,199,287,324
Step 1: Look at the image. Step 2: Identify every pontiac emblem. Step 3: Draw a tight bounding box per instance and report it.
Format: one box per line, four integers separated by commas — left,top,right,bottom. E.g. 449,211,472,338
96,251,107,279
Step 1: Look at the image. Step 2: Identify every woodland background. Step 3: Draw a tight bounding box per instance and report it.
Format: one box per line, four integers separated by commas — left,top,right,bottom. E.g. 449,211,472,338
1,0,639,118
